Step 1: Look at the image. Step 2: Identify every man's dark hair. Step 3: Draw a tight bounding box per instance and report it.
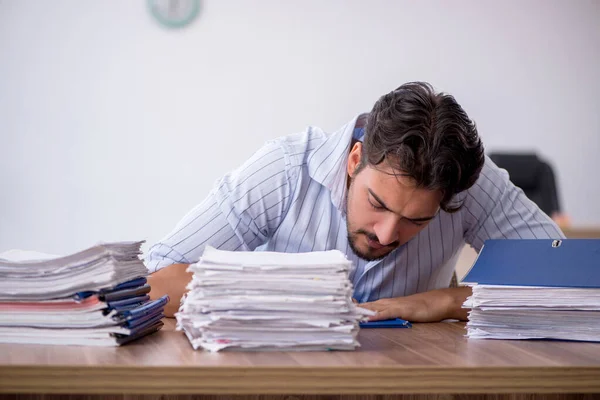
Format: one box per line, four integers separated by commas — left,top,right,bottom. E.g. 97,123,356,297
358,81,485,213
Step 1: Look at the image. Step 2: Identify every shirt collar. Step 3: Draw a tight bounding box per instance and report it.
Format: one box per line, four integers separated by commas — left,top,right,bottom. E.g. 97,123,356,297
307,115,362,214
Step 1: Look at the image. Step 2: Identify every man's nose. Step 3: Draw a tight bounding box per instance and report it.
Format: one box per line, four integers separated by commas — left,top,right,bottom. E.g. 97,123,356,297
373,215,400,246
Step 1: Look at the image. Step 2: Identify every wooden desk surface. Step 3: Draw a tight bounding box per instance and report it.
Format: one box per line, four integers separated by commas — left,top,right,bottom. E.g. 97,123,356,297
562,226,600,238
1,319,600,395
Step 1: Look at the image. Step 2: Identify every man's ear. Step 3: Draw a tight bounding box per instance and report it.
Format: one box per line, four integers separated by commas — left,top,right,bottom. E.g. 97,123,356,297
347,142,363,177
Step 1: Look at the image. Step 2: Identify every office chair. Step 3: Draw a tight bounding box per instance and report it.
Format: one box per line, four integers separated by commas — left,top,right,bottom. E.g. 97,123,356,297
488,152,562,217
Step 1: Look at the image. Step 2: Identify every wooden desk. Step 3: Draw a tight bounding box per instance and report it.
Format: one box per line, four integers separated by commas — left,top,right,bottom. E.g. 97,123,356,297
1,319,600,400
561,227,600,239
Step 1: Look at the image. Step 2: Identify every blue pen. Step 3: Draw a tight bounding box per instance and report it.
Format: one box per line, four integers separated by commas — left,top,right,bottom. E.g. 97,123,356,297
359,318,412,328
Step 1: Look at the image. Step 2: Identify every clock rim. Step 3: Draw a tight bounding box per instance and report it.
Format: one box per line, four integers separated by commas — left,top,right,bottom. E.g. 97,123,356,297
147,0,201,28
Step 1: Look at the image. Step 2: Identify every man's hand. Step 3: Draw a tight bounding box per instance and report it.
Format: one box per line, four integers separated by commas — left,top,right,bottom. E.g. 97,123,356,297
148,263,193,318
359,287,472,323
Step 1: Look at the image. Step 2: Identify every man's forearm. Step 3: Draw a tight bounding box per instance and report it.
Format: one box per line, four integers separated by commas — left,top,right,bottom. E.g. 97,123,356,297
148,263,193,318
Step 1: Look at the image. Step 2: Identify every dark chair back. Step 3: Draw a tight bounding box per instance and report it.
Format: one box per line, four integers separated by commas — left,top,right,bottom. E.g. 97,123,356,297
488,153,561,216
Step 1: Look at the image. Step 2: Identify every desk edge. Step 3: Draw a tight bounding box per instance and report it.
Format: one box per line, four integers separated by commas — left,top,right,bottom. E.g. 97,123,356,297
1,365,600,394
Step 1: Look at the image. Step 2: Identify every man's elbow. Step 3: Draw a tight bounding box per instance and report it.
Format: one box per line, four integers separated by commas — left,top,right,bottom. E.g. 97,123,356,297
147,263,193,318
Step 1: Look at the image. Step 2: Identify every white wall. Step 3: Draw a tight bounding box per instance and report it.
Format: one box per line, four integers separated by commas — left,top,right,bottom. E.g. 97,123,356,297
1,0,599,255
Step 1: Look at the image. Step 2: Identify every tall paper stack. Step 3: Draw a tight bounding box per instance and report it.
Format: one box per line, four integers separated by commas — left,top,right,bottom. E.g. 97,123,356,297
0,241,168,346
176,246,373,351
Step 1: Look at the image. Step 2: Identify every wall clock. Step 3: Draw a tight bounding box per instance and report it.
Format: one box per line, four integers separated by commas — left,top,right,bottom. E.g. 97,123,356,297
147,0,200,29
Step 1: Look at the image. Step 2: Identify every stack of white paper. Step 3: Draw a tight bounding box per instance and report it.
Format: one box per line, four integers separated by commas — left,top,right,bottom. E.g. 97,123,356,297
0,242,167,346
176,246,373,352
464,285,600,341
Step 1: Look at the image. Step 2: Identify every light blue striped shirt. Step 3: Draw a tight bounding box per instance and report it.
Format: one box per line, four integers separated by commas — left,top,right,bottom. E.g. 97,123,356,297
146,115,564,302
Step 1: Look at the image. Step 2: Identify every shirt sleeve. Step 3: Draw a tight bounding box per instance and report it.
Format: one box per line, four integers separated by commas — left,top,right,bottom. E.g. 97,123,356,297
145,140,295,272
462,156,565,252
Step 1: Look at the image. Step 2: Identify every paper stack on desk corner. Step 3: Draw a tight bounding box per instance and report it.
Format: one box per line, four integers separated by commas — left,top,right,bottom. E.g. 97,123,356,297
176,246,374,352
462,239,600,342
463,285,600,342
